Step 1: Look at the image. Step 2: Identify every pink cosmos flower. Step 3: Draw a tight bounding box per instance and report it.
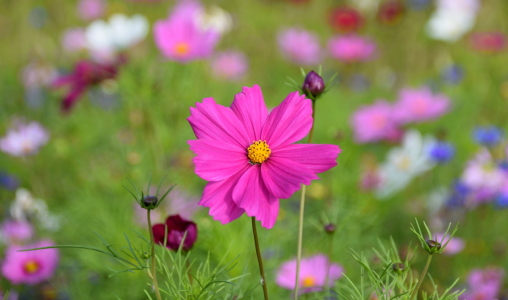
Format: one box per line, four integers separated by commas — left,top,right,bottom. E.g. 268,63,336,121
210,50,248,81
188,85,340,228
392,87,450,124
22,62,58,89
154,0,221,63
470,32,506,53
77,0,104,21
460,268,504,300
350,100,402,144
1,240,59,285
328,34,376,63
61,28,87,53
433,233,464,255
277,28,322,65
0,121,49,157
0,220,33,244
276,254,344,293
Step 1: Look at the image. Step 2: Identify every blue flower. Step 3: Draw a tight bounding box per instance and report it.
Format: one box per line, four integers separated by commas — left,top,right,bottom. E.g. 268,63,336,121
473,126,503,147
441,64,464,85
429,141,455,163
495,193,508,208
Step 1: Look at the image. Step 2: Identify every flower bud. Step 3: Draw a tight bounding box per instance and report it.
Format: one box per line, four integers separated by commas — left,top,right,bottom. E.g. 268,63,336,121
392,262,406,273
142,195,158,210
302,71,325,100
324,223,336,234
426,239,442,254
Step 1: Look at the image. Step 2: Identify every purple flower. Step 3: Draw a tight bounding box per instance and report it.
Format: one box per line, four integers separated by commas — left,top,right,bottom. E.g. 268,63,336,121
429,141,455,163
328,34,376,63
152,215,197,251
188,85,340,228
473,126,503,147
392,87,450,124
276,254,343,293
210,50,248,81
0,172,19,191
460,268,504,300
0,121,49,157
278,28,322,65
154,0,221,63
302,71,325,99
1,240,59,285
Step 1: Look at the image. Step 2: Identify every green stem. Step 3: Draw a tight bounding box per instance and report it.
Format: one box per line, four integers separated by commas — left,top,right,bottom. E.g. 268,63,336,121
252,217,269,300
324,233,334,292
294,99,317,299
411,254,433,300
147,209,163,300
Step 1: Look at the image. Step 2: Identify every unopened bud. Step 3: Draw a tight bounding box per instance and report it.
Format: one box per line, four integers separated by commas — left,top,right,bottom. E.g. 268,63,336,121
324,223,336,234
302,71,325,99
392,262,406,273
426,239,442,254
142,195,158,209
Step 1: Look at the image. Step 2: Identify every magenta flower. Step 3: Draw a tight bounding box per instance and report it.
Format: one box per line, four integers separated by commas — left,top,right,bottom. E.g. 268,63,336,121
470,32,506,53
350,100,402,144
210,50,248,81
392,87,450,124
77,0,104,21
0,121,49,157
328,34,376,63
152,215,197,251
188,85,340,228
154,0,221,63
0,220,33,244
52,59,121,112
276,254,343,293
278,28,322,65
460,268,504,300
1,240,59,285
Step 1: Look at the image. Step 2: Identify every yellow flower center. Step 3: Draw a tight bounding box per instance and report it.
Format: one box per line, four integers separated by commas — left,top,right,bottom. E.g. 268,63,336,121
174,42,190,56
247,140,271,164
23,260,40,274
301,275,316,288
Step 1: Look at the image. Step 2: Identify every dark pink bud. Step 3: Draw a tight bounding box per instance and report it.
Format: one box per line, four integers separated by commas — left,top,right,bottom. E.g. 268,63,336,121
152,215,197,251
302,71,325,99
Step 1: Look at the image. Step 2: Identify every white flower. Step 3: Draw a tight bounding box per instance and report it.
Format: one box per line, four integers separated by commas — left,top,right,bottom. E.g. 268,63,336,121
376,130,437,199
196,5,232,35
85,14,149,53
10,188,60,231
436,0,480,14
426,10,476,43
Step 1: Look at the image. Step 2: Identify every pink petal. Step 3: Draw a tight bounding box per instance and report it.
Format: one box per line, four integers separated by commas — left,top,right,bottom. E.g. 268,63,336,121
188,98,250,148
261,157,319,199
232,166,279,229
230,85,268,141
261,91,313,149
271,144,340,173
199,167,248,224
188,139,248,181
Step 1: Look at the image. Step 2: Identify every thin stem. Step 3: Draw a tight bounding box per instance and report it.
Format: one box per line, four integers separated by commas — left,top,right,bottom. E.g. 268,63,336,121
294,99,317,299
410,254,433,300
324,233,334,292
252,217,269,300
147,209,163,300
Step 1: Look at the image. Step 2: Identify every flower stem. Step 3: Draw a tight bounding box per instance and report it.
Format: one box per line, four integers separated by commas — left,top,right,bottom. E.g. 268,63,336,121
410,254,433,300
307,100,316,144
147,209,163,300
251,217,269,300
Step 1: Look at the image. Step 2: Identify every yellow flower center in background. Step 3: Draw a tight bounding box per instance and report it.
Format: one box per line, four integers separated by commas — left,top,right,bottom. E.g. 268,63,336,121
174,42,190,56
301,275,316,288
23,260,40,274
247,140,271,164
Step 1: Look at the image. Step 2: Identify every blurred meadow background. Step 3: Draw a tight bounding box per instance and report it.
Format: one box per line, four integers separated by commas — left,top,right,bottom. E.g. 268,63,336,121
1,0,508,299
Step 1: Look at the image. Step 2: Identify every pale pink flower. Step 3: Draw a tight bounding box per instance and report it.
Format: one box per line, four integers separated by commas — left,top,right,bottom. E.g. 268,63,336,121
460,268,504,300
433,233,464,255
461,149,506,198
0,121,49,157
350,100,401,143
22,62,58,88
77,0,104,20
61,28,86,53
0,220,33,244
210,51,248,81
154,0,221,62
328,34,376,63
392,87,450,124
1,240,59,285
188,85,340,228
277,28,322,65
276,254,343,293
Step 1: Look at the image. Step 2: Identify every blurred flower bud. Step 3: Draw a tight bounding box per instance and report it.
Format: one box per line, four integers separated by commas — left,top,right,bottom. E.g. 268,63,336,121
324,223,336,234
302,71,325,100
426,239,442,254
142,195,158,210
392,262,406,273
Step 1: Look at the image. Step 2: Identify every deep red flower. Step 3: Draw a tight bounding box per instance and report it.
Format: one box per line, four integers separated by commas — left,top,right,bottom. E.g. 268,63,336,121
152,215,197,251
51,58,124,112
377,1,405,25
470,32,506,53
329,7,363,33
